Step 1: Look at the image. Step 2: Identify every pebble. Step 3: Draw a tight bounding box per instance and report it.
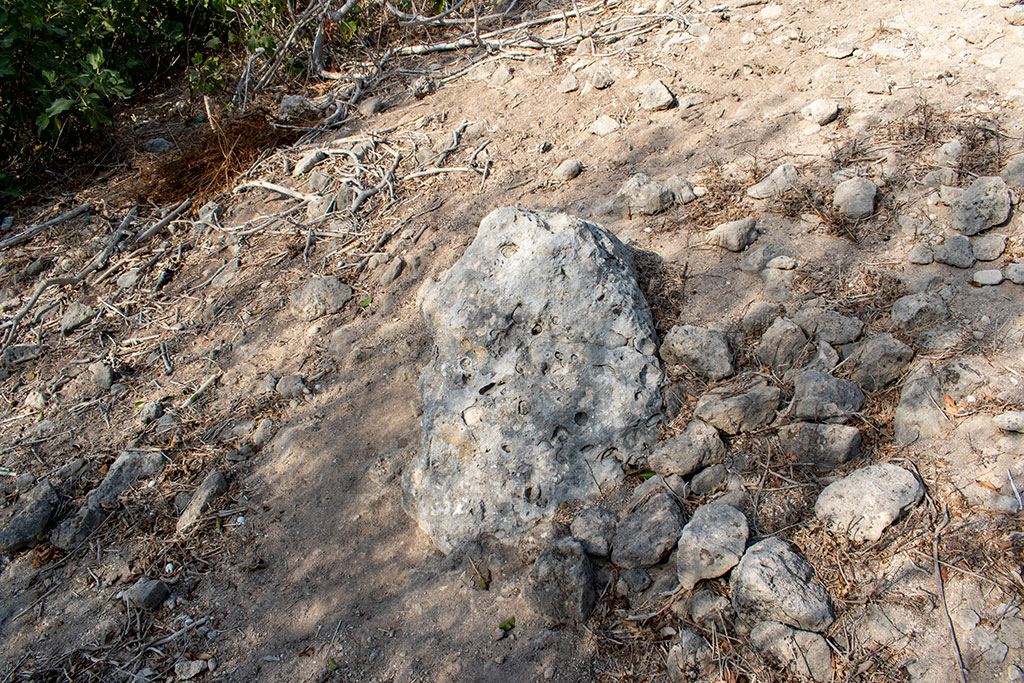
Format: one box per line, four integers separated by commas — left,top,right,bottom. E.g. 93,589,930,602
590,67,615,89
971,234,1006,261
639,80,676,111
144,138,174,154
125,578,169,610
821,40,855,59
815,463,924,542
590,115,619,136
907,244,934,264
973,269,1003,286
933,235,976,269
1004,156,1024,186
558,74,580,93
707,217,759,252
747,163,799,199
994,411,1024,432
1006,263,1024,285
950,176,1011,235
489,63,515,87
61,302,95,334
553,159,584,181
833,177,877,219
801,99,839,125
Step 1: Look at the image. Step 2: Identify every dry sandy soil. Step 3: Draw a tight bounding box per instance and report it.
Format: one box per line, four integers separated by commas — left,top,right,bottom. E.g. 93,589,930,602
2,0,1024,680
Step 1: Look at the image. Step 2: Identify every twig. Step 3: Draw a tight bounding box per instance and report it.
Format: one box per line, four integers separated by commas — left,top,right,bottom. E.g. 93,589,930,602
0,203,91,250
123,617,211,667
234,181,318,202
406,166,485,179
933,508,968,683
135,198,193,243
180,372,222,410
351,154,401,212
1009,468,1023,512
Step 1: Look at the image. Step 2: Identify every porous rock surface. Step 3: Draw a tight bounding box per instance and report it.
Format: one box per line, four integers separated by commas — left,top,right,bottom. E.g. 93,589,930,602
402,208,662,553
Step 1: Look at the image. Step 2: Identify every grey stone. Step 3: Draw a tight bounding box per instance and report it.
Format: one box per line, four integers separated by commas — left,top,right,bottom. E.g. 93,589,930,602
403,208,662,553
252,418,275,448
357,96,388,117
939,184,964,206
639,80,675,111
197,200,223,225
936,140,963,167
411,76,437,98
140,401,163,426
144,138,174,154
664,176,696,205
1007,263,1024,285
590,115,619,136
618,174,673,216
666,629,714,682
844,333,914,392
675,503,748,590
570,508,617,556
517,520,570,565
950,176,1011,235
379,256,405,286
278,94,311,119
740,245,787,273
708,217,758,252
15,473,36,491
553,159,583,181
590,67,614,89
293,149,326,176
688,590,733,628
0,344,42,369
289,276,353,321
934,235,976,268
689,464,727,496
777,423,860,467
922,168,956,189
805,340,840,374
176,470,228,534
757,317,810,374
125,578,168,610
629,473,686,509
792,370,865,422
174,659,208,680
814,463,923,542
694,382,780,435
750,621,833,682
747,164,799,199
833,177,877,219
275,375,305,399
616,568,652,595
801,99,839,125
908,244,934,265
729,538,834,632
558,74,580,93
972,234,1006,261
24,389,46,411
660,325,734,380
61,302,95,334
611,493,685,569
973,269,1004,286
0,480,59,553
766,255,797,270
524,538,595,623
741,302,783,334
821,40,855,58
792,308,863,345
90,451,164,508
762,266,795,302
891,292,949,329
1003,156,1024,186
649,419,724,477
893,361,947,444
994,411,1024,432
489,63,515,87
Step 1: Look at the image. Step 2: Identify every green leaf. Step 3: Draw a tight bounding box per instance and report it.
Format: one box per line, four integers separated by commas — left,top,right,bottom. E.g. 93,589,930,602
45,98,73,118
35,111,51,134
638,469,657,481
205,36,222,50
85,48,104,72
327,658,338,671
498,616,515,631
358,296,372,308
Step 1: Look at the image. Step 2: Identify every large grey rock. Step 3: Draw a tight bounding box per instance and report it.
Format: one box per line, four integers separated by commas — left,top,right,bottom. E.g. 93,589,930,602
747,164,799,199
694,382,780,435
750,621,833,682
611,493,685,568
570,507,617,556
730,538,834,632
524,538,595,623
675,503,749,590
648,419,724,477
618,174,673,216
950,176,1011,235
757,317,810,374
933,235,976,268
792,308,863,345
891,292,949,329
290,276,353,321
792,370,865,422
815,463,923,542
403,208,662,553
61,302,95,334
0,479,60,553
844,334,914,392
660,325,734,380
776,423,860,467
893,361,947,444
708,217,759,252
176,470,228,534
666,630,714,682
125,577,168,610
833,177,877,219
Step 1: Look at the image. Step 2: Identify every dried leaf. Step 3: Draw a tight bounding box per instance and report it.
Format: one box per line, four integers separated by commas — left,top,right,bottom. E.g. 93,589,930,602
975,480,1000,492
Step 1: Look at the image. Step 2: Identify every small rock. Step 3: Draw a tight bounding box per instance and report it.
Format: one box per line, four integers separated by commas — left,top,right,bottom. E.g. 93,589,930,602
289,276,353,321
908,244,934,265
553,159,583,182
757,317,810,374
844,334,914,392
689,464,727,496
140,401,163,426
524,538,596,623
618,174,673,216
411,76,437,98
730,538,834,632
61,302,95,334
610,493,684,569
1003,155,1024,186
144,138,174,154
740,245,787,273
125,578,169,610
833,177,877,219
24,389,46,411
815,463,923,542
675,503,748,590
649,419,725,477
590,115,619,136
747,164,799,199
275,375,305,399
0,479,60,553
639,80,675,111
951,176,1011,235
750,622,833,682
708,217,758,252
973,269,1004,286
791,370,865,422
994,411,1024,432
174,659,208,681
590,67,614,89
801,99,839,125
777,423,860,468
694,382,780,435
489,63,515,87
891,292,949,329
936,140,963,167
90,362,114,391
570,507,617,557
766,255,797,270
278,94,311,120
15,473,36,491
893,361,947,444
616,568,652,595
559,73,580,93
1007,263,1024,285
666,629,714,682
821,40,855,59
252,418,275,448
971,234,1006,261
664,176,696,205
688,590,733,628
357,96,387,117
176,470,228,534
660,325,734,380
934,235,976,268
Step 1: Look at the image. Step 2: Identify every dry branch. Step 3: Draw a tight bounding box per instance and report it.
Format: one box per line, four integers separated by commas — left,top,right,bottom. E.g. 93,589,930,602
0,203,91,250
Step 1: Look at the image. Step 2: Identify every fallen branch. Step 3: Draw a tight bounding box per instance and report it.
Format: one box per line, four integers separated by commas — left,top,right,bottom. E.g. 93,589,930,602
933,508,969,683
351,153,401,213
135,198,193,243
234,181,318,202
0,203,91,250
406,165,485,179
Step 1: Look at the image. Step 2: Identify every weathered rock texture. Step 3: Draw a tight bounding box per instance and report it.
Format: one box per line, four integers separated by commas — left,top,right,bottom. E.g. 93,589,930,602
403,208,663,553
